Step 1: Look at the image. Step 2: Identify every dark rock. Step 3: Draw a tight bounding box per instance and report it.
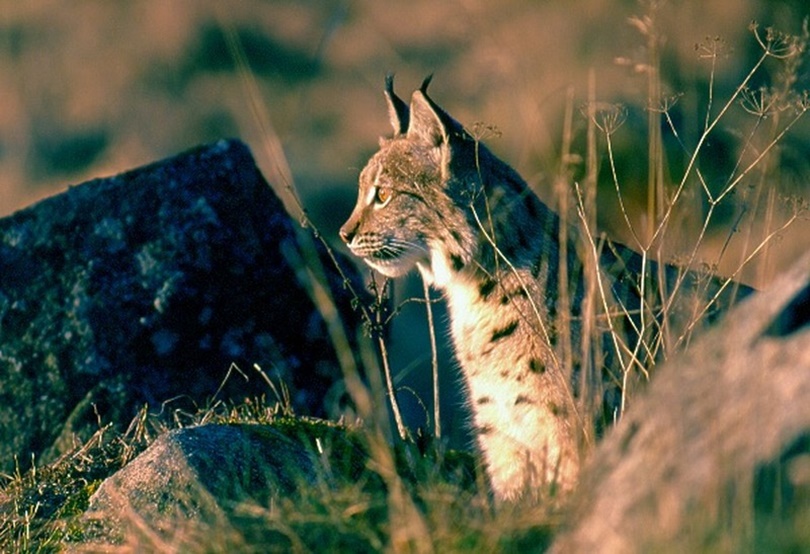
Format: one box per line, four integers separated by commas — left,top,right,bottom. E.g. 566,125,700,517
552,251,810,553
0,139,367,474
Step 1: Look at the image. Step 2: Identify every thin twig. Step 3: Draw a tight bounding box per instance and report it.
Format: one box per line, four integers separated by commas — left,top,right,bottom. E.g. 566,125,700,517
378,332,408,441
422,277,441,439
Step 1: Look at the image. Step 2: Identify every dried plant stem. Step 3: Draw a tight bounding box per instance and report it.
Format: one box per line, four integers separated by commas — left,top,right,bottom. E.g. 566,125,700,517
676,211,799,346
651,48,771,247
377,324,408,441
219,8,395,436
217,14,301,219
422,277,441,439
580,71,600,426
645,11,664,238
555,86,574,393
584,69,597,232
282,239,374,421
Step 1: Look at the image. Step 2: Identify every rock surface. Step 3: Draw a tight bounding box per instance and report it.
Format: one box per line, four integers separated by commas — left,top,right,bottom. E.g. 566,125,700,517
0,139,366,474
83,425,312,536
78,422,367,546
552,251,810,552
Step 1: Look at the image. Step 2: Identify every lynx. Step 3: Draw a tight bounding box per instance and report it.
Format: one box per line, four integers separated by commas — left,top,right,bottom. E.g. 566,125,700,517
340,76,751,501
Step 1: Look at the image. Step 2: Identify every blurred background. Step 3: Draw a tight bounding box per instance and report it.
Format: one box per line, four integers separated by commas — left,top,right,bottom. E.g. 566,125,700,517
1,0,808,434
0,1,806,248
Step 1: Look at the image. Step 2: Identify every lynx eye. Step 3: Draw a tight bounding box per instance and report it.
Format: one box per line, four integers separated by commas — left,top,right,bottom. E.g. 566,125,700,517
374,186,393,207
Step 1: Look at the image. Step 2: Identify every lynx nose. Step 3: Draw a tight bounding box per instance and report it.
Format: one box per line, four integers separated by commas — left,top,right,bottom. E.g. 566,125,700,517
339,221,357,244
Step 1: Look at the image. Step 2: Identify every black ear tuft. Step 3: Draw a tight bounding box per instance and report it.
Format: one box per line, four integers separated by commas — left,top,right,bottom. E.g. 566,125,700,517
420,74,434,94
385,74,409,135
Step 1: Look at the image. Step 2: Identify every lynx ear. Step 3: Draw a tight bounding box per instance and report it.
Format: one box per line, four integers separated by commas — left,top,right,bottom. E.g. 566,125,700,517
385,74,409,135
408,75,464,148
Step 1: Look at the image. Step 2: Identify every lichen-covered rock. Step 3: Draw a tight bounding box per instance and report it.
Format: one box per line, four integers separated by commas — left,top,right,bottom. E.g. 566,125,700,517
77,421,371,548
0,139,366,474
86,425,310,528
79,424,304,542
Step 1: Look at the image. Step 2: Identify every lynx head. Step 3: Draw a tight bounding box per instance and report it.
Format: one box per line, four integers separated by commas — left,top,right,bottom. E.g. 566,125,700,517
339,76,480,287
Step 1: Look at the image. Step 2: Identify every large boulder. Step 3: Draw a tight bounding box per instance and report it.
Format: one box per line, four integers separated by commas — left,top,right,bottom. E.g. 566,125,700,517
553,251,810,552
0,139,367,474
